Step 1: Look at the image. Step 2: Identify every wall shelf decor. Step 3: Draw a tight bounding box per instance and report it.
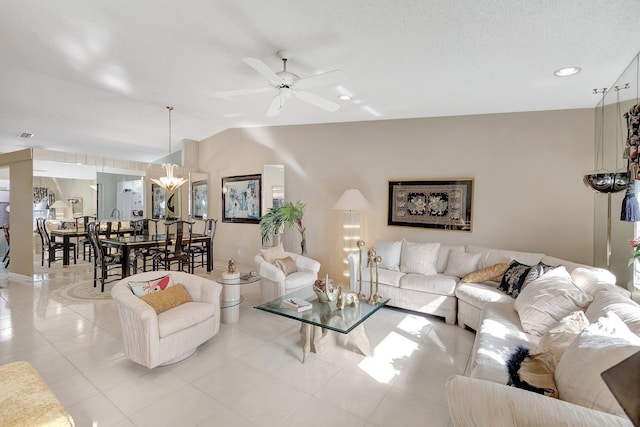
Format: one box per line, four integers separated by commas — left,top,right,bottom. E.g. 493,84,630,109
388,179,473,231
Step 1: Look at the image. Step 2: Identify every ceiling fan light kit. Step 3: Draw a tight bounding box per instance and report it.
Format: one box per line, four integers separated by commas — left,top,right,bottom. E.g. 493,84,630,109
216,50,348,117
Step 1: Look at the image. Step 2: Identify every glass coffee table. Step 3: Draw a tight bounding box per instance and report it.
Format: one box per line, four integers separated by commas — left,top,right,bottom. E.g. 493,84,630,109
212,271,260,324
255,286,389,362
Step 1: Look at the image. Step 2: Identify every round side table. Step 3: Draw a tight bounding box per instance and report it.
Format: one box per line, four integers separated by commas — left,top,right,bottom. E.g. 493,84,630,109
213,271,260,323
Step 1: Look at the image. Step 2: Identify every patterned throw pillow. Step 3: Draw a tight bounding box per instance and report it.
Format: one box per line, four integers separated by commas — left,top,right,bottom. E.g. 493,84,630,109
128,274,173,297
499,261,555,297
140,283,192,314
499,261,534,297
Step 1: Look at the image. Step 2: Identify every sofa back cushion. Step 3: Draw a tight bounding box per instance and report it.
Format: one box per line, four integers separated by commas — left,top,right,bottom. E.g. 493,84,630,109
436,244,465,273
514,266,593,336
466,244,544,270
585,287,640,335
373,240,403,271
444,250,481,278
400,240,440,275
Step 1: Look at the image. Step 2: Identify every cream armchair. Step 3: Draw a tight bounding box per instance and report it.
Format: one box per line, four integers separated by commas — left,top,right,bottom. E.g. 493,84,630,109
111,271,221,369
254,251,321,302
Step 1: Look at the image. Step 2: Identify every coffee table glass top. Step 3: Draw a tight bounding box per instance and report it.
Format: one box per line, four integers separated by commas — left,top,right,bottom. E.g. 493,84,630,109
254,286,389,334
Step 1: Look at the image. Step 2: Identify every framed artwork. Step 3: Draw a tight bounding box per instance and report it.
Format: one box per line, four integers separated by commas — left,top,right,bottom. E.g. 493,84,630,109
192,179,208,219
388,179,473,231
151,184,179,220
222,174,261,223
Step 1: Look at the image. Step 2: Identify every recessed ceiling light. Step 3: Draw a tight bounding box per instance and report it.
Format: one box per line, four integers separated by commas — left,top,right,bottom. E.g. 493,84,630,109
554,66,581,77
338,95,352,101
19,132,34,138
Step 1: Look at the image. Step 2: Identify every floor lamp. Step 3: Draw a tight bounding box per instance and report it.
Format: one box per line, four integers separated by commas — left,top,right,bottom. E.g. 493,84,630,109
333,189,370,281
50,200,69,220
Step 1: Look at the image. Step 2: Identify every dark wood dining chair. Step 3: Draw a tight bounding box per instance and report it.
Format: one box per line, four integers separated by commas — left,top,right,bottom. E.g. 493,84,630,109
88,222,122,292
75,215,96,261
152,220,194,273
2,224,9,267
36,218,76,267
189,218,217,272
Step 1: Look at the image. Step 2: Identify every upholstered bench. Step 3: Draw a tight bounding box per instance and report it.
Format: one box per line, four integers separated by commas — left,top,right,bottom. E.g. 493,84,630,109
0,361,74,426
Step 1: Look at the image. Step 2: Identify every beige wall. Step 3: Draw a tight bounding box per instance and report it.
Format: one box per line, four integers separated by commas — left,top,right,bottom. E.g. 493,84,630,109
200,109,600,284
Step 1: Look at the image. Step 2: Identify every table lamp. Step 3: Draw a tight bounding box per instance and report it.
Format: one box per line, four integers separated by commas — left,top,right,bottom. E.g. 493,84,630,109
50,200,68,220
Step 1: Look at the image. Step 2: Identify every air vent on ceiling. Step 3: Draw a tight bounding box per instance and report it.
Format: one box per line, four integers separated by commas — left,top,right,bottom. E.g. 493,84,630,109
19,132,34,138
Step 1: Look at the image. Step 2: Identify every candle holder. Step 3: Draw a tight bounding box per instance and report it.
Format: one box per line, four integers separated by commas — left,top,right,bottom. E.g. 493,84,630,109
366,248,376,301
368,255,383,304
356,240,366,299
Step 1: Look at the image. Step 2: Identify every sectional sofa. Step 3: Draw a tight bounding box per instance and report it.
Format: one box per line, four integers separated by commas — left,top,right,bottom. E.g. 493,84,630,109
348,240,639,425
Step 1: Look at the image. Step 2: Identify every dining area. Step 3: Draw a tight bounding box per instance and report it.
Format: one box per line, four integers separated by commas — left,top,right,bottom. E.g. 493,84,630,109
35,216,217,292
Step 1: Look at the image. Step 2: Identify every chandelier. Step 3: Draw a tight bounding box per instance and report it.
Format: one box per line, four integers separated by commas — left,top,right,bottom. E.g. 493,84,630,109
151,106,187,194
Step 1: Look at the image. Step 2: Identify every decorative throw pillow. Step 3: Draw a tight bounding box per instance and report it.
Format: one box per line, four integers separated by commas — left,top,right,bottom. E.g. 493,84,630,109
462,263,509,283
443,251,481,278
140,283,192,315
498,261,534,297
128,274,173,297
555,311,640,417
534,310,590,366
507,345,558,398
275,256,298,276
260,243,287,264
373,240,402,271
514,266,593,336
399,240,440,275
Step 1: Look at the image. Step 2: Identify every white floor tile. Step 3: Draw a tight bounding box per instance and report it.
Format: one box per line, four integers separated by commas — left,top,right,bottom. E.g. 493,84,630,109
66,393,127,427
368,387,450,427
192,359,269,404
315,368,391,419
128,384,218,427
228,377,312,426
283,396,366,427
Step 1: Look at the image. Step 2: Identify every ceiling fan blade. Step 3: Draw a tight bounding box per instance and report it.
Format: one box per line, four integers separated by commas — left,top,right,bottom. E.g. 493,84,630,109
295,90,340,112
294,70,347,90
213,87,275,99
266,95,284,117
243,57,280,84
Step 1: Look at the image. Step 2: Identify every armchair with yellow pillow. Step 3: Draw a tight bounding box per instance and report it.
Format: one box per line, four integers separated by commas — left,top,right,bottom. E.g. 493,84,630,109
111,271,221,369
254,243,321,302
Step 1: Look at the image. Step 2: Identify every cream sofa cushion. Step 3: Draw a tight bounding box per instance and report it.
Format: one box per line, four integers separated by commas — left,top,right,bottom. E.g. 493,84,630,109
400,240,440,275
514,266,592,336
373,240,402,271
399,273,457,296
585,287,640,335
466,244,544,270
555,311,640,417
444,251,481,278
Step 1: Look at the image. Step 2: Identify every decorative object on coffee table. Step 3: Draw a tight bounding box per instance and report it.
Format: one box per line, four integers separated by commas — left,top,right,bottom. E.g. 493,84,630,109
313,274,340,302
222,258,240,280
337,288,359,310
356,239,366,299
368,254,383,304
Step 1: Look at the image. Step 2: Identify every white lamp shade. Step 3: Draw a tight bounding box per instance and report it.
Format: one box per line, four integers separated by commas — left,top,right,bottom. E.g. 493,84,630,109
50,200,68,209
333,189,370,211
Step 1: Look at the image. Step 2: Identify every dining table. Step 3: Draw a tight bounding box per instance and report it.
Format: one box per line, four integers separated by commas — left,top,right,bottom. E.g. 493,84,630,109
100,233,213,278
49,225,135,267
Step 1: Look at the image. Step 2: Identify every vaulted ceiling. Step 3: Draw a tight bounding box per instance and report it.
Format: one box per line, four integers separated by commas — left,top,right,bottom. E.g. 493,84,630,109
1,1,640,162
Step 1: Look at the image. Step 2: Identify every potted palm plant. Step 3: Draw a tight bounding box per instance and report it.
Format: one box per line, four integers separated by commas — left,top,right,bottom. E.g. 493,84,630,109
260,201,307,255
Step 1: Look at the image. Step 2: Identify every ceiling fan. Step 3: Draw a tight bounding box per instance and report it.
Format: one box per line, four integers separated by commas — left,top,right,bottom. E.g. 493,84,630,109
215,50,348,117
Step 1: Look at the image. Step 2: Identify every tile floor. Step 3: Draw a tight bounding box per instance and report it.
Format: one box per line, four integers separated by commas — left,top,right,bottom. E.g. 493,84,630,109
0,262,475,427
